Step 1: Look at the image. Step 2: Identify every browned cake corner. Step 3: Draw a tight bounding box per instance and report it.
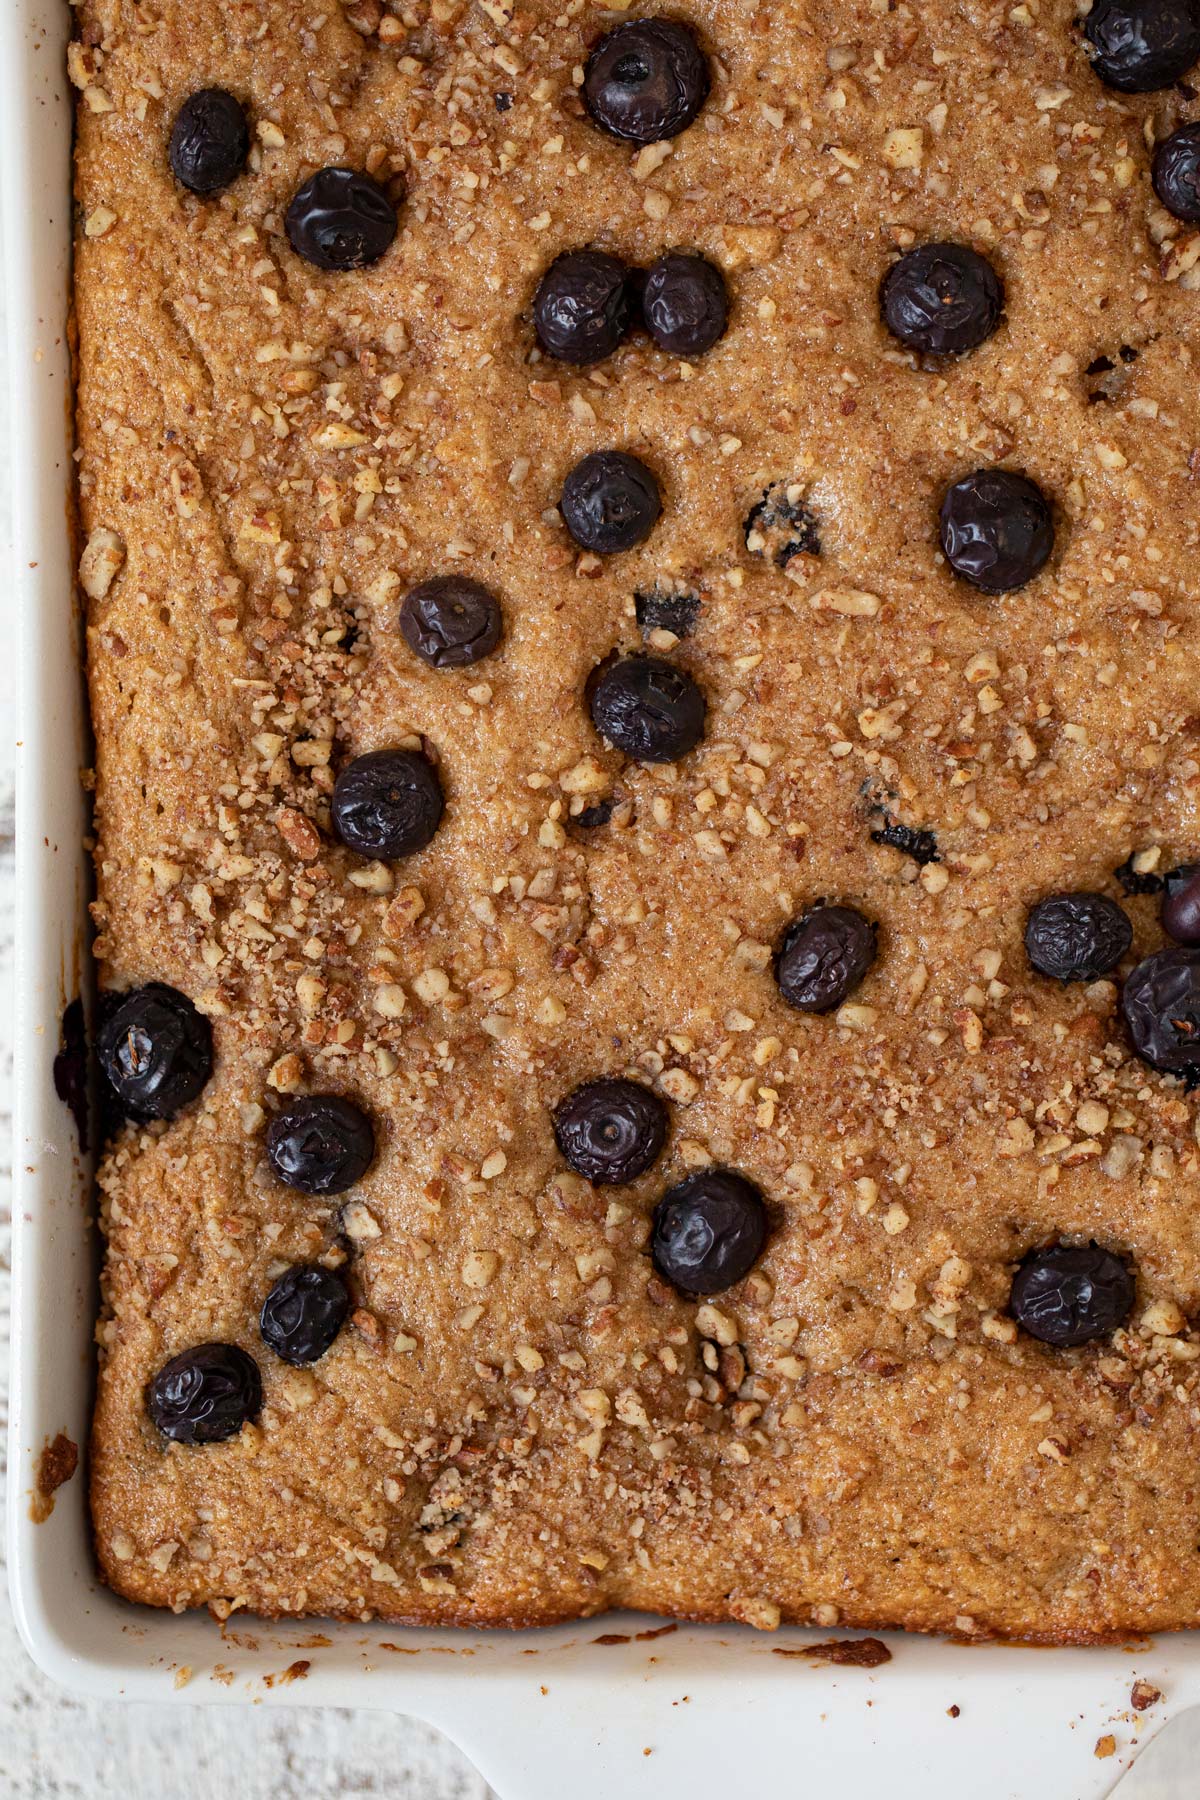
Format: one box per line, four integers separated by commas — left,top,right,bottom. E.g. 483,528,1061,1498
75,0,1200,1639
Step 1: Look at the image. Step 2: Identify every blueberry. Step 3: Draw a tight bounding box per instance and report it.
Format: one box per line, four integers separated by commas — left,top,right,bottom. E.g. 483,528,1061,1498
286,167,398,270
880,242,1004,356
147,1343,262,1444
651,1169,768,1296
744,480,821,569
640,252,728,357
1153,122,1200,221
260,1265,350,1366
1115,850,1166,897
53,997,89,1151
775,905,877,1014
1009,1243,1135,1347
399,576,502,669
589,654,705,762
635,585,700,638
1162,863,1200,942
533,249,634,364
266,1094,375,1195
554,1077,668,1184
870,817,940,866
939,468,1054,593
1024,892,1132,982
1084,0,1200,91
1122,947,1200,1075
583,19,710,144
561,450,661,554
97,982,213,1120
332,748,444,860
168,88,250,194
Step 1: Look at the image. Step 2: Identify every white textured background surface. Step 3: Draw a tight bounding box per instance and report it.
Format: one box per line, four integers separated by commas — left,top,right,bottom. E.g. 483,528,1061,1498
0,192,493,1800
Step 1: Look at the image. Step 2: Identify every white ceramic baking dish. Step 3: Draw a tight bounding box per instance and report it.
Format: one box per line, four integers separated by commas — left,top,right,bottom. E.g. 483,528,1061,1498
5,3,1197,1793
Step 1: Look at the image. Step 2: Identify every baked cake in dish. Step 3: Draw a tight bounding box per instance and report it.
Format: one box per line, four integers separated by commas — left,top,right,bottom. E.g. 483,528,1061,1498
75,0,1200,1638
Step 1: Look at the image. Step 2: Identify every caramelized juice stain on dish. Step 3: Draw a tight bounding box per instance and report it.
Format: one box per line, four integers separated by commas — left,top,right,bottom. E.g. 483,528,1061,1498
772,1638,892,1668
262,1659,311,1687
29,1431,79,1523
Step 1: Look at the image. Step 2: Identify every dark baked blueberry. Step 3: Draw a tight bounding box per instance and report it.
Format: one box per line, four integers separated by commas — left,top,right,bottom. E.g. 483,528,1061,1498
97,982,213,1120
147,1343,262,1445
1123,946,1200,1074
533,250,633,364
744,480,821,568
651,1169,768,1296
1024,892,1132,982
870,816,939,866
880,242,1004,357
1084,0,1200,90
561,450,661,554
1153,122,1200,221
554,1077,668,1185
1115,850,1166,896
589,654,705,762
775,905,877,1014
939,469,1054,594
635,584,700,638
399,576,502,669
286,167,398,271
640,252,728,357
168,88,250,194
266,1094,375,1195
260,1265,350,1366
53,997,90,1152
1009,1243,1135,1347
1162,863,1200,942
332,748,444,860
575,797,615,829
583,19,710,144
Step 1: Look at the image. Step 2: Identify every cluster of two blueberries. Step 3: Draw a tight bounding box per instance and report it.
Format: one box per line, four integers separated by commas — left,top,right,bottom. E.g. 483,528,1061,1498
1026,866,1200,1082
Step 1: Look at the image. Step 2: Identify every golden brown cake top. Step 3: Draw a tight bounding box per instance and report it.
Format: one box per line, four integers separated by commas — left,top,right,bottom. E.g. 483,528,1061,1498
76,0,1200,1639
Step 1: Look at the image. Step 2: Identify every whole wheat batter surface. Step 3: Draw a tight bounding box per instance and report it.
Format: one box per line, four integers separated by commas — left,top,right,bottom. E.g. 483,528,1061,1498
74,0,1200,1639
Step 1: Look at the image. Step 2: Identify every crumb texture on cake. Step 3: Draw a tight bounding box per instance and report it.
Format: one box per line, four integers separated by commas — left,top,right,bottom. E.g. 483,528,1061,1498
76,0,1200,1640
